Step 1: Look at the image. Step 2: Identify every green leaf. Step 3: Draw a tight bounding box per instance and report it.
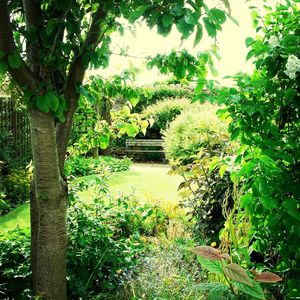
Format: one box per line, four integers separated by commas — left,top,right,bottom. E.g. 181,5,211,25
0,50,5,59
209,8,226,25
162,14,173,27
129,97,139,107
219,164,227,178
234,281,265,299
260,196,277,210
223,263,253,286
48,93,60,112
197,256,223,275
0,61,8,76
283,198,300,221
193,24,203,47
8,53,22,69
175,64,186,79
255,177,270,196
240,193,252,209
282,34,297,48
170,4,184,17
195,78,206,95
203,18,217,38
246,49,256,61
176,18,194,39
129,5,150,23
126,124,139,137
230,127,240,140
207,283,231,300
245,37,255,47
264,214,281,228
36,95,51,113
184,11,196,25
99,134,110,149
209,157,219,173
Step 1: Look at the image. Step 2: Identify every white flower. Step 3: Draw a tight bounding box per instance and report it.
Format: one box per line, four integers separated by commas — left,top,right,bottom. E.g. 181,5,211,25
284,55,300,79
268,35,280,48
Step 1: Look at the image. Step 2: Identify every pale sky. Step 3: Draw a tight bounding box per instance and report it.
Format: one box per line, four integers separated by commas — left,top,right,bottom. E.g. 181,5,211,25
89,1,260,85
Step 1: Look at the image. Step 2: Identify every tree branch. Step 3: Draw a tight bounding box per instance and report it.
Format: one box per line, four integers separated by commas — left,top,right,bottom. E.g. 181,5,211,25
23,0,43,74
0,0,39,91
56,4,109,173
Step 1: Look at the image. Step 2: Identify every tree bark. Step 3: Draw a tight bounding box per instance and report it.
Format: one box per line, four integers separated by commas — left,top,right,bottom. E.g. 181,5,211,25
29,109,67,300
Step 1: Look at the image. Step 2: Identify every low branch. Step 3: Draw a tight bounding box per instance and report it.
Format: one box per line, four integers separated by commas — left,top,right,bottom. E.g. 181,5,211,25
23,0,43,74
56,4,109,173
0,0,39,90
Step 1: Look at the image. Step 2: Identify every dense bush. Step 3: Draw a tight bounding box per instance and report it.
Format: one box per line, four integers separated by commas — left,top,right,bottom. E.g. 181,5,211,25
133,84,193,113
143,97,191,134
164,104,234,242
65,156,131,177
0,229,31,299
163,103,229,164
3,168,30,207
0,180,171,299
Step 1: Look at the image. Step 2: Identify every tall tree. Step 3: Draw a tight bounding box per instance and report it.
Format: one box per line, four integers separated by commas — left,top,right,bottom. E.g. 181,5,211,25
0,0,230,298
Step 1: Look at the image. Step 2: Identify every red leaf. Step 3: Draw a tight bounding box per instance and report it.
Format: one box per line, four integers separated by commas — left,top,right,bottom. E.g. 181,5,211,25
223,263,253,286
192,246,222,260
255,272,283,283
220,253,231,260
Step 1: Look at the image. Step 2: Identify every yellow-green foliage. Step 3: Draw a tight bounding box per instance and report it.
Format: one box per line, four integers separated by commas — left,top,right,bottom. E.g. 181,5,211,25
4,168,30,205
143,97,191,131
163,103,229,164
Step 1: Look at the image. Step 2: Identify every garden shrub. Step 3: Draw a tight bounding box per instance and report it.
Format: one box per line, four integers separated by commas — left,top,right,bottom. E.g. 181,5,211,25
133,84,192,113
3,168,30,206
143,97,191,134
0,228,31,299
163,103,229,164
164,104,235,242
0,180,171,299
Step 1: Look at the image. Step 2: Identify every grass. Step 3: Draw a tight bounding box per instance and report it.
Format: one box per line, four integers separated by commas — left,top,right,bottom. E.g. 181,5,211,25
0,163,182,234
78,164,182,206
0,203,30,233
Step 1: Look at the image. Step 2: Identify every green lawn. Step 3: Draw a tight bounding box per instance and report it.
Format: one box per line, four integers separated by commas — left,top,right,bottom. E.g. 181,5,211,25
0,163,181,234
0,203,30,233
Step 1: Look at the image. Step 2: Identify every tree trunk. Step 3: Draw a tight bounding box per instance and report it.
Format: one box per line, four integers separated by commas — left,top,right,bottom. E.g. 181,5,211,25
29,109,67,300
